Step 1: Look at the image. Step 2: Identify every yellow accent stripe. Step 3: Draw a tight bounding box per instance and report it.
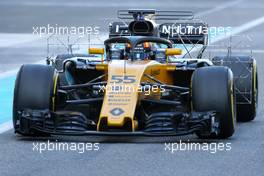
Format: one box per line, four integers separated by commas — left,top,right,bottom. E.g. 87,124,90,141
52,73,59,111
230,79,236,127
252,59,257,109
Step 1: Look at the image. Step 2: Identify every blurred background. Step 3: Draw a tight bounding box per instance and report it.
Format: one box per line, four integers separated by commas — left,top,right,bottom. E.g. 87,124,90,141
0,0,263,72
0,1,264,176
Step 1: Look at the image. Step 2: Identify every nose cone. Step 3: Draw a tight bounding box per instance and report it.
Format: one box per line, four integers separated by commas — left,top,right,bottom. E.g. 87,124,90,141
97,60,159,131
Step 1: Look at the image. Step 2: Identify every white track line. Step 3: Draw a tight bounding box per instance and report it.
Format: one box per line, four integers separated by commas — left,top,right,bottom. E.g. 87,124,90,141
211,15,264,43
196,0,243,17
0,69,18,79
0,121,13,134
0,60,45,79
0,34,106,78
0,33,39,47
205,49,264,53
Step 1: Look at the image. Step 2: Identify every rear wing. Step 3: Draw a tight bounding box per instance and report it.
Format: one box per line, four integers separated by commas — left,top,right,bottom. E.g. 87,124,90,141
110,9,208,45
118,9,194,20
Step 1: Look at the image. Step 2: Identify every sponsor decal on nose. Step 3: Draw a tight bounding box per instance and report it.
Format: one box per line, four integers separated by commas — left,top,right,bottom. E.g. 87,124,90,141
110,108,124,116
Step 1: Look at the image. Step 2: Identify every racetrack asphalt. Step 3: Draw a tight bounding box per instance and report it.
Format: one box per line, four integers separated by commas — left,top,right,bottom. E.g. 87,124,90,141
0,0,264,176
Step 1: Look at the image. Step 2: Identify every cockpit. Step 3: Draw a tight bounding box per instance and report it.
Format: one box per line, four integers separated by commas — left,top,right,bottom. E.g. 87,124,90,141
88,36,182,63
99,36,181,62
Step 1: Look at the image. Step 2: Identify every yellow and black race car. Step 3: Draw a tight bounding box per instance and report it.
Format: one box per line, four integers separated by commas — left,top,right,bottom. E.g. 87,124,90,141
13,9,258,139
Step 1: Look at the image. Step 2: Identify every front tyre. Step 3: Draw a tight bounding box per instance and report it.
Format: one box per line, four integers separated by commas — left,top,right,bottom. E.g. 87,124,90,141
13,64,58,136
192,66,236,139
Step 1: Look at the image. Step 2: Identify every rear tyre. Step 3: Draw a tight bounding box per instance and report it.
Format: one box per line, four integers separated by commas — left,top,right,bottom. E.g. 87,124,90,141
212,56,258,122
13,64,58,136
237,65,258,122
192,66,236,139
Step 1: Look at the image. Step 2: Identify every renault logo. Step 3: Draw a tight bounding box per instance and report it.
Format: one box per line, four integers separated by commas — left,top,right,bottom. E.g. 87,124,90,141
110,108,124,116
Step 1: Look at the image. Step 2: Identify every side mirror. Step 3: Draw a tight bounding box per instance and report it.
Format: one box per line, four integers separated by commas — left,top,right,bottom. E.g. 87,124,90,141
165,48,182,56
89,48,104,55
88,48,104,61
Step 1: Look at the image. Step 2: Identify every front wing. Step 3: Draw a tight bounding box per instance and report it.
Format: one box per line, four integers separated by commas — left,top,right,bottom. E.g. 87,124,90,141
15,109,219,137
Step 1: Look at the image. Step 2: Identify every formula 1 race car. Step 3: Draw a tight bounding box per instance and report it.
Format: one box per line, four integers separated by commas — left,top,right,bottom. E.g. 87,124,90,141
13,9,258,139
